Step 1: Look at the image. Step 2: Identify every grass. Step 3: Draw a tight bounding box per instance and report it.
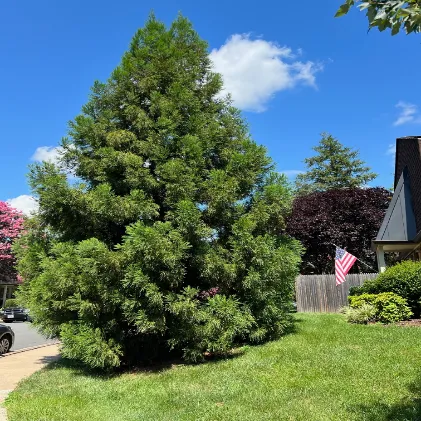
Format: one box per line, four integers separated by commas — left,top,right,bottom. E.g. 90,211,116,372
6,313,421,421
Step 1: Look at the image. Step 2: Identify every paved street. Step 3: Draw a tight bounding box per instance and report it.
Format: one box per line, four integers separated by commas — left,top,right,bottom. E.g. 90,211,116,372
6,322,57,351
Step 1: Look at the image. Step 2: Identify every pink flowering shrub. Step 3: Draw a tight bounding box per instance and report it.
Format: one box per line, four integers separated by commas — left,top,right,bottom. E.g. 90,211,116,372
0,201,24,282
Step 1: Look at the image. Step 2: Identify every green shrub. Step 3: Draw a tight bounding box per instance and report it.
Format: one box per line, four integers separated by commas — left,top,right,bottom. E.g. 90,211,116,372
349,285,363,296
350,261,421,316
348,294,375,308
167,290,254,362
344,304,377,324
348,292,412,323
4,299,19,308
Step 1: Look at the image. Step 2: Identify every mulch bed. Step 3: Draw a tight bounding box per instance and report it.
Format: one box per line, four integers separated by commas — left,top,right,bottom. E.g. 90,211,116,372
394,319,421,327
367,319,421,327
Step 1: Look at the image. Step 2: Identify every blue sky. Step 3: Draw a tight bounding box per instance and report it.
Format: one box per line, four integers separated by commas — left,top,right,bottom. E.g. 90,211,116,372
1,0,420,214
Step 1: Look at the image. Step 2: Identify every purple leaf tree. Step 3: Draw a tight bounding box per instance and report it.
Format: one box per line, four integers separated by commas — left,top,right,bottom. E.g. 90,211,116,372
286,188,391,274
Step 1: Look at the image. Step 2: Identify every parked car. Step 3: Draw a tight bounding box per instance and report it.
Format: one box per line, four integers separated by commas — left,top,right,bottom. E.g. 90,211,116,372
1,307,30,322
0,323,14,354
24,309,33,322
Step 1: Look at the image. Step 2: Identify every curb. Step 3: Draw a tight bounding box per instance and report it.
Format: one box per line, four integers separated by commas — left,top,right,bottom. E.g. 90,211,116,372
1,342,60,358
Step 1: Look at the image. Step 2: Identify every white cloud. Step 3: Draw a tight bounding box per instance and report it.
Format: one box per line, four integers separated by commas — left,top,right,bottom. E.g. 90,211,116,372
5,147,60,217
31,146,63,164
281,170,304,178
209,34,323,112
31,145,79,181
7,195,39,216
393,101,421,126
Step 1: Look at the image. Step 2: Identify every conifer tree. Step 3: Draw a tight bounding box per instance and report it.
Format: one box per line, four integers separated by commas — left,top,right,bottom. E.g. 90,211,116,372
295,133,377,195
15,15,302,369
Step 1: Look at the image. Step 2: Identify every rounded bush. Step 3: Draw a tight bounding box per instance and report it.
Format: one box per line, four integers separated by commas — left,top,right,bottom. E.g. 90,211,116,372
351,261,421,316
344,304,376,324
348,292,412,324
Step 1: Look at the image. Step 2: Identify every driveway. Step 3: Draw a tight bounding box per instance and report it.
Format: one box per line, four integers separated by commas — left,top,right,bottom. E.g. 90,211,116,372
7,322,57,351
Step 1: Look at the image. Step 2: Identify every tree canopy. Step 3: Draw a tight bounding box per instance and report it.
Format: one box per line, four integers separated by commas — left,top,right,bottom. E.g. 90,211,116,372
335,1,421,35
295,133,377,195
286,187,391,274
15,14,302,369
0,201,24,285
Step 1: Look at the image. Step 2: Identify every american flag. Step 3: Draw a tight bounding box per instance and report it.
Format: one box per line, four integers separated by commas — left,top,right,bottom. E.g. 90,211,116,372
335,247,357,286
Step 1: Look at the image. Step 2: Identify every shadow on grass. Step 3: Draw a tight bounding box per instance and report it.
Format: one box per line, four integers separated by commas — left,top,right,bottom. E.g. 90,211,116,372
38,355,61,364
291,313,307,325
47,345,250,379
44,357,121,380
42,315,302,379
350,373,421,421
42,353,246,382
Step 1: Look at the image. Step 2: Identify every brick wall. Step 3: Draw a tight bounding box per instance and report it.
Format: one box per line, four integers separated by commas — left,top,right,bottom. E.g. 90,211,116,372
394,137,421,234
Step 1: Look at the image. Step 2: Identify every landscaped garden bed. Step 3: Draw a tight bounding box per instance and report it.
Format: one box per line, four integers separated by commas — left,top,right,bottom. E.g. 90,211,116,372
394,318,421,327
6,313,421,421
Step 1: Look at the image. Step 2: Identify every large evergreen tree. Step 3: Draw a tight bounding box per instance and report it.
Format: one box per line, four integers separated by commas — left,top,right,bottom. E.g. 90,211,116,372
15,15,301,369
295,133,377,195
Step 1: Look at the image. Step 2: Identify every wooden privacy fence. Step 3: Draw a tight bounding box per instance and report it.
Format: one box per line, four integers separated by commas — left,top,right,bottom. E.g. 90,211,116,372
295,273,379,313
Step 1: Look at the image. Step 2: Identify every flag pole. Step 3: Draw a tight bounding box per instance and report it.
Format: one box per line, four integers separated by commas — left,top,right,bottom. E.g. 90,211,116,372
331,243,377,272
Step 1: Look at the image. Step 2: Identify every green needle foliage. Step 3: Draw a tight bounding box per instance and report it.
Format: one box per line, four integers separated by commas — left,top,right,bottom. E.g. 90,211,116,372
295,132,377,195
14,14,302,369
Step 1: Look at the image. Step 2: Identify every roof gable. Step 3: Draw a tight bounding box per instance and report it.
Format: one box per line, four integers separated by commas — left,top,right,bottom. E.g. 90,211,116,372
393,136,421,235
376,168,417,242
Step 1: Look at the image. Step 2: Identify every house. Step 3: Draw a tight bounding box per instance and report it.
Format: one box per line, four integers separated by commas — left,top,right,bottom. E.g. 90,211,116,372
373,136,421,272
0,281,17,308
0,269,19,308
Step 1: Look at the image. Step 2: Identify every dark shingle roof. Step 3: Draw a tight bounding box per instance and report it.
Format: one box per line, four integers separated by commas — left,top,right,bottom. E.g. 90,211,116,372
394,136,421,236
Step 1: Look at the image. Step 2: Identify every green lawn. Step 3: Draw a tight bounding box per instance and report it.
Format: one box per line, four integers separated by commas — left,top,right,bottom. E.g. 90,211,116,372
6,314,421,421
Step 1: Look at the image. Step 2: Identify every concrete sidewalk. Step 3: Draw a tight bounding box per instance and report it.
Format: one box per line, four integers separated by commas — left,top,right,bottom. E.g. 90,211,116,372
0,344,60,421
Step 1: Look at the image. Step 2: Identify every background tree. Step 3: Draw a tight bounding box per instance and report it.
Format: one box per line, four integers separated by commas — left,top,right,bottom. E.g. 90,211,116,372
0,201,24,284
295,133,377,195
286,187,391,274
335,1,421,35
15,15,302,369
